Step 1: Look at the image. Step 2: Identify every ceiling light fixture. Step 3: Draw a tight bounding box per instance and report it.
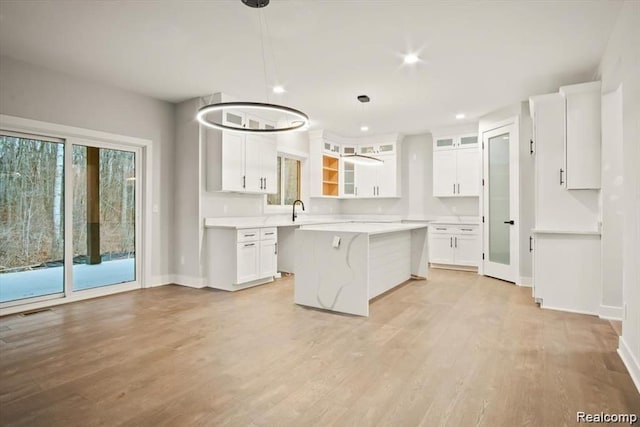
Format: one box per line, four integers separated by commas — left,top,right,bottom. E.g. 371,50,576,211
360,126,369,132
196,0,309,133
456,113,465,119
403,53,419,64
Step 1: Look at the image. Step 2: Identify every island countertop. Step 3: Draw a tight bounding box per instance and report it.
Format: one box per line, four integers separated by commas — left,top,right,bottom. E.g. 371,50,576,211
299,222,428,235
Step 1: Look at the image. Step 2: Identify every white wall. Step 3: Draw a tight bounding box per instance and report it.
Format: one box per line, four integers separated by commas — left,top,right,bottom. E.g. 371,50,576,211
0,55,175,285
340,133,479,218
601,87,624,311
598,0,640,389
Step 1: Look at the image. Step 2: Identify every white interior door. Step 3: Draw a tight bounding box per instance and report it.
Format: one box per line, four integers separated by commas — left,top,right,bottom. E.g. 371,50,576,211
483,124,518,282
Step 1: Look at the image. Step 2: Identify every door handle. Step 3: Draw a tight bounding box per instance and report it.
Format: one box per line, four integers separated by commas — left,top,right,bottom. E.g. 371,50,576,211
560,168,564,185
450,237,453,248
274,242,278,255
529,236,533,252
455,237,457,248
453,183,456,194
504,220,515,225
264,177,267,189
457,183,460,194
243,175,246,189
530,139,534,155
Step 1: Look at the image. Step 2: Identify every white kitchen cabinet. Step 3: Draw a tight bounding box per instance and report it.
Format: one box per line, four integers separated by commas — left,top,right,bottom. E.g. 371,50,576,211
433,134,478,151
236,241,259,283
207,227,278,291
529,92,600,230
260,239,277,278
428,224,479,268
532,231,600,314
206,130,277,194
559,81,601,189
309,130,401,198
433,147,479,197
355,154,397,197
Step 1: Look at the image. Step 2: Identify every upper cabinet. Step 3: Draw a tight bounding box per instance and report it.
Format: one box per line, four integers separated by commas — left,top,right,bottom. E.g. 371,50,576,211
205,108,278,194
434,134,478,151
432,132,480,197
559,81,601,190
310,130,401,198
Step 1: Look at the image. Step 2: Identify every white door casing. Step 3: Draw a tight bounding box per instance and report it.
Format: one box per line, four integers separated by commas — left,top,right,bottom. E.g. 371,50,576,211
482,122,519,283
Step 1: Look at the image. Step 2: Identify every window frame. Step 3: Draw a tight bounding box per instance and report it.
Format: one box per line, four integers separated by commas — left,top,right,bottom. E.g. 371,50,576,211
264,148,308,214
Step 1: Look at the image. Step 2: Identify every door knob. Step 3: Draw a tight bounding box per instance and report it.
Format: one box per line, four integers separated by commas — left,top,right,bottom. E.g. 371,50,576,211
503,220,515,225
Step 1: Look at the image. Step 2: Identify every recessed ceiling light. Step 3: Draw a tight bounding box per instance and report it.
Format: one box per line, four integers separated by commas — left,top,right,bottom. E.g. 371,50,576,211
403,54,419,64
273,85,285,94
361,126,369,132
455,113,465,119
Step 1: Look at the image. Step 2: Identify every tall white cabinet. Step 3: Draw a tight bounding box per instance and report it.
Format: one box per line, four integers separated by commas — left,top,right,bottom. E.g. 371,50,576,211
432,134,480,197
529,82,602,315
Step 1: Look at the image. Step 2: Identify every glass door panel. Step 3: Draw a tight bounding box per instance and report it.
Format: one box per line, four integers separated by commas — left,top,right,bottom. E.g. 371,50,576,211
0,133,65,303
488,133,510,265
72,145,136,291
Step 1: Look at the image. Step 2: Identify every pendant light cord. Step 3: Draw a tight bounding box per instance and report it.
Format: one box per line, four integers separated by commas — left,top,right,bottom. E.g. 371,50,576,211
258,9,269,103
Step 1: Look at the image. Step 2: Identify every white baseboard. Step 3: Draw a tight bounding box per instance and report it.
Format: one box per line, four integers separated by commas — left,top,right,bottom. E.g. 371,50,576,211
517,276,532,287
540,304,598,317
173,275,207,288
145,275,173,288
618,336,640,394
599,304,623,321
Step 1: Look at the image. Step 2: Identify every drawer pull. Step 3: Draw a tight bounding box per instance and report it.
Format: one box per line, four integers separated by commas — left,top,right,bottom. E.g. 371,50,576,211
244,243,255,247
435,227,447,230
244,234,255,237
460,228,473,231
264,232,274,235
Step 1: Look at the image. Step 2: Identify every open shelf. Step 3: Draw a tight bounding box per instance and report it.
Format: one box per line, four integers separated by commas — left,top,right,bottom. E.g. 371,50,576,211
322,155,339,196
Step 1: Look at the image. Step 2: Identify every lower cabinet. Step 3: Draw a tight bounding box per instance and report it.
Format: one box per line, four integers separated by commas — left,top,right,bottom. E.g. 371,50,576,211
207,227,278,291
428,224,479,268
532,232,600,314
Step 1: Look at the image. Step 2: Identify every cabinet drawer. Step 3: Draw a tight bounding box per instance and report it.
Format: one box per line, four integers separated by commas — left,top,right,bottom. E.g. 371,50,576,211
260,228,277,240
454,226,478,235
429,225,451,234
237,228,260,242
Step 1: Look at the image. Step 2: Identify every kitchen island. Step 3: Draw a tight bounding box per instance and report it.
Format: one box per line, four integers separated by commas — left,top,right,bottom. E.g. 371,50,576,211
294,222,429,316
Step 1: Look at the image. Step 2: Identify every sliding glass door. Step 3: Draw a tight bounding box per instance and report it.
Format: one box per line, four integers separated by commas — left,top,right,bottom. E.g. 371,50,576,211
0,133,66,303
0,131,141,307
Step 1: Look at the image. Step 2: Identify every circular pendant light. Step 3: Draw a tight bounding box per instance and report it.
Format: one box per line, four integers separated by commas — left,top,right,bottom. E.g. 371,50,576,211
197,102,309,134
197,0,309,134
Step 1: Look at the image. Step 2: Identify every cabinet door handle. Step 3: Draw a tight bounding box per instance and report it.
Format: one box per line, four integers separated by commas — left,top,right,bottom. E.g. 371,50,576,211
264,177,267,189
529,139,534,155
457,183,460,194
244,243,255,247
529,236,533,252
244,234,255,237
373,186,376,196
274,242,278,255
450,237,453,248
453,183,456,194
559,168,564,185
243,175,246,189
455,237,457,248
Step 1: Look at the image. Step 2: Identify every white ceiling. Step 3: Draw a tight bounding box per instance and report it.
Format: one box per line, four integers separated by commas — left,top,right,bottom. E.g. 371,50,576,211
0,0,622,137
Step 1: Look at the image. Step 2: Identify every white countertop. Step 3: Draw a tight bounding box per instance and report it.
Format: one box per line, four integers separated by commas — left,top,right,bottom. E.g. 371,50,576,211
532,228,601,236
204,215,403,229
299,222,428,235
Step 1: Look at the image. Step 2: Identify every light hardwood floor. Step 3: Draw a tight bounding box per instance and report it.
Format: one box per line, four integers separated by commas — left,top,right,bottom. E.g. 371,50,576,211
1,270,638,426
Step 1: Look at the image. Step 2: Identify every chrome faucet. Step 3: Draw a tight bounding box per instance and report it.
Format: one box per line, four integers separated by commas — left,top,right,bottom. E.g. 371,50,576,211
292,199,305,222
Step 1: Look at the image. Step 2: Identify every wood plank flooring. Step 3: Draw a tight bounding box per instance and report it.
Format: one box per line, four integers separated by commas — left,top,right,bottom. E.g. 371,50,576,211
1,269,638,426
